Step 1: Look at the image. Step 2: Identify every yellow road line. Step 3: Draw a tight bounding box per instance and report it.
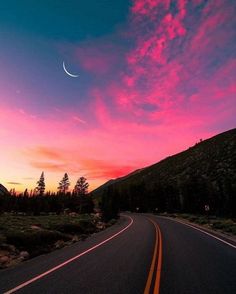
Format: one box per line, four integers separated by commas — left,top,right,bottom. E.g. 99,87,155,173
144,218,163,294
154,223,162,294
144,218,158,294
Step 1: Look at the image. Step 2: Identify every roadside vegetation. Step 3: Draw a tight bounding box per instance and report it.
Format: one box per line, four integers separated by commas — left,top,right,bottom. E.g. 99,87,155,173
160,213,236,236
0,213,112,269
0,174,118,269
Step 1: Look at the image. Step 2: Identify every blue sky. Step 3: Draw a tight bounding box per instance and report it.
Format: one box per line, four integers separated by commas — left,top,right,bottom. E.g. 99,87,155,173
0,0,130,40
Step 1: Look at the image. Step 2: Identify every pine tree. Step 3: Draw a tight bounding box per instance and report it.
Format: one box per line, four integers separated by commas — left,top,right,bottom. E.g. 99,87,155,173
23,189,29,197
58,173,70,194
74,177,89,196
73,177,92,213
9,188,16,196
36,172,45,196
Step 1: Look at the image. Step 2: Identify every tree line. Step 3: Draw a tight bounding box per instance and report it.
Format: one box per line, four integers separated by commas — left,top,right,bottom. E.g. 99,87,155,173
96,174,235,217
14,172,89,197
0,172,94,215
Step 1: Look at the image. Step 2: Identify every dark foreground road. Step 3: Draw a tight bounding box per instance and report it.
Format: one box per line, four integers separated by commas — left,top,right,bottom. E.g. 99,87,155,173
153,216,236,294
0,215,154,294
0,214,235,294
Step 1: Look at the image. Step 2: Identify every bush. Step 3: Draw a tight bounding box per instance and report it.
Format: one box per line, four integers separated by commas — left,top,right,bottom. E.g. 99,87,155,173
6,230,70,251
0,234,6,244
188,216,197,222
78,220,96,233
212,222,225,230
181,214,191,219
52,224,84,234
195,218,208,225
230,227,236,235
109,219,117,225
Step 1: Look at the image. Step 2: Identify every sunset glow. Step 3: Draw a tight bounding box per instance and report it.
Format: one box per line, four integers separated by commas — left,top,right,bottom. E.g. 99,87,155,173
0,0,235,192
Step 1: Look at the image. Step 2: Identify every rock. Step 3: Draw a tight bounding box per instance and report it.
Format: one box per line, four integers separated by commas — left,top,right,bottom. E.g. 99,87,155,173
72,235,79,243
0,255,10,264
55,240,65,249
0,244,16,252
63,208,70,215
19,251,29,260
31,225,42,230
96,222,105,230
79,234,88,241
0,249,10,257
95,212,102,218
8,245,17,252
69,212,78,217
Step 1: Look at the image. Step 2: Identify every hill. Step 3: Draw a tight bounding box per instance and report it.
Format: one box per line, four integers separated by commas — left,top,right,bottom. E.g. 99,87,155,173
92,128,236,217
0,184,9,196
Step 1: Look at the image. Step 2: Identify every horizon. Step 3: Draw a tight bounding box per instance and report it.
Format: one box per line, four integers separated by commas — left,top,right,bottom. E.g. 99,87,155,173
1,0,236,193
3,127,235,194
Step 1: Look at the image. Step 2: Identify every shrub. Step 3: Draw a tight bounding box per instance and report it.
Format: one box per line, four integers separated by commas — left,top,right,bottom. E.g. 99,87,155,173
78,219,96,233
109,219,117,225
195,218,208,225
188,216,197,222
6,230,70,251
0,234,6,244
211,222,225,230
52,224,84,234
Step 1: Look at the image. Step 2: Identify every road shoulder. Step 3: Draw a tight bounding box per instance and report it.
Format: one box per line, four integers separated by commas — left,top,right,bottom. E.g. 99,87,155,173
159,215,236,248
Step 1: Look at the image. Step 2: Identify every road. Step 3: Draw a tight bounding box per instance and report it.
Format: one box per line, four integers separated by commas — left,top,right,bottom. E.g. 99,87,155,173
0,214,235,294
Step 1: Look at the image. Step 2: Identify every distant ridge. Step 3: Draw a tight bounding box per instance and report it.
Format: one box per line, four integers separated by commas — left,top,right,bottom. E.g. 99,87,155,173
92,128,236,216
0,183,9,196
91,168,143,194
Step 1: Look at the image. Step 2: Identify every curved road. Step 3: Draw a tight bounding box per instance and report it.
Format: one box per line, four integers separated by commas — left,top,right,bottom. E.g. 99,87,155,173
0,214,235,293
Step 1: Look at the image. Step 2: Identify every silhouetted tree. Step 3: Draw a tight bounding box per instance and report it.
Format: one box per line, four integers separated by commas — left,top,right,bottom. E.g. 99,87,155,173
23,189,29,197
35,172,45,196
100,185,119,221
58,173,70,194
9,188,16,196
74,177,89,196
73,177,94,213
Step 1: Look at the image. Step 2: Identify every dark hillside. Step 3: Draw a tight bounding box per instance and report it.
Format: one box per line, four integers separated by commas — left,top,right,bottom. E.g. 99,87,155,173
0,184,9,196
92,128,236,217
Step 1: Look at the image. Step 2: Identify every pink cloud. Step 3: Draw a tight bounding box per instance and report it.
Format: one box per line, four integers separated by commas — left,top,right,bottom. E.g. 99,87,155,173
190,1,236,61
192,0,204,6
163,13,186,39
74,42,123,75
65,0,235,145
26,145,140,180
79,159,136,179
131,0,171,15
72,116,87,124
177,0,187,19
30,162,68,172
28,147,64,160
125,0,188,86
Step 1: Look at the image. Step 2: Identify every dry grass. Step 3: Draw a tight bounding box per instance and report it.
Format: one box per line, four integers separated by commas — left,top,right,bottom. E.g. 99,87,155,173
161,213,236,236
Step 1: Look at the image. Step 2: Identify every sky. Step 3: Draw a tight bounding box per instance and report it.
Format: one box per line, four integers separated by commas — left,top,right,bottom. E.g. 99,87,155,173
0,0,235,193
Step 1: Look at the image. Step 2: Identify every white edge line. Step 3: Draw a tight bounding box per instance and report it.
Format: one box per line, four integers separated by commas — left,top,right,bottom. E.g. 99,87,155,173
4,216,133,294
159,216,236,249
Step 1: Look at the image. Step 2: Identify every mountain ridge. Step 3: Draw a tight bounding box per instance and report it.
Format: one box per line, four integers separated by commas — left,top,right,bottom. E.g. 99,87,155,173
92,128,236,216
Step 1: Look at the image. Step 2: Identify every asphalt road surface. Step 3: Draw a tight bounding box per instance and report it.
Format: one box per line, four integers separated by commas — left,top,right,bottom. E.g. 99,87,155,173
0,214,235,294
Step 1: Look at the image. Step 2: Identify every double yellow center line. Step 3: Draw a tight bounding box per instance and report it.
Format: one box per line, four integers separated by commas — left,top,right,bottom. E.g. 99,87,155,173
144,218,163,294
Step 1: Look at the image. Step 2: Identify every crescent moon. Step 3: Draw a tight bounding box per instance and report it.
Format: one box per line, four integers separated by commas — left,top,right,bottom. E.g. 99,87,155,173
63,61,79,78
